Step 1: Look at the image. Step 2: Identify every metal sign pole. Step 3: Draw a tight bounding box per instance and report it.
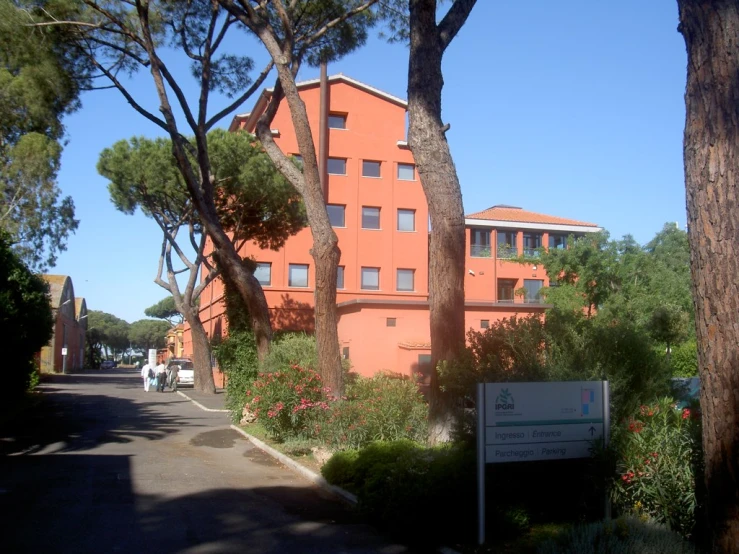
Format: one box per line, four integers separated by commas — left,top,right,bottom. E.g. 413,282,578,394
603,380,611,520
477,383,486,545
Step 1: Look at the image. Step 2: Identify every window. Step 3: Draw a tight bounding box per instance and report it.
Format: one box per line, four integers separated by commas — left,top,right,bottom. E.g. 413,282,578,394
549,234,567,250
288,264,309,287
523,232,542,257
326,204,345,227
362,160,381,178
481,319,490,329
254,262,271,286
361,267,380,290
498,279,517,302
328,113,346,129
397,269,415,292
397,209,415,232
497,230,518,258
523,279,544,303
342,347,350,360
470,228,491,257
386,318,397,327
362,206,381,229
327,157,346,175
397,163,415,180
337,266,345,289
292,154,303,166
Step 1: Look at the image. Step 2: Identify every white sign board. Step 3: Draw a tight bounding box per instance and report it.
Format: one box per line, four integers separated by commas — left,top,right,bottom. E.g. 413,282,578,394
484,381,606,463
148,349,158,367
61,348,68,356
476,381,610,545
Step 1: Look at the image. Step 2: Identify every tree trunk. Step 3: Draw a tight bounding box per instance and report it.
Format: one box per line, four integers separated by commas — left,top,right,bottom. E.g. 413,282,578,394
678,1,739,552
183,307,216,393
408,0,469,443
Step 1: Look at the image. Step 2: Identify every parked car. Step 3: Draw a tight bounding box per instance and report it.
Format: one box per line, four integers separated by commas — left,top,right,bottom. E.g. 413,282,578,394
166,358,194,387
100,360,116,370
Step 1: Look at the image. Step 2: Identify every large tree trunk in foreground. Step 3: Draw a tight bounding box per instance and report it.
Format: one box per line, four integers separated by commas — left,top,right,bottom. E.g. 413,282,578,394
678,1,739,552
408,0,474,443
182,307,216,393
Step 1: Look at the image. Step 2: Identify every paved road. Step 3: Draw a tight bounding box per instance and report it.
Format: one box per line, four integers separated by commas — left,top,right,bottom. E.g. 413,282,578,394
0,369,409,553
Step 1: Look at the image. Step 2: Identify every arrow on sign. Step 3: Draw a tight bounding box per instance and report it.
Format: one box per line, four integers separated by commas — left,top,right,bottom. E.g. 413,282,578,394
589,426,596,436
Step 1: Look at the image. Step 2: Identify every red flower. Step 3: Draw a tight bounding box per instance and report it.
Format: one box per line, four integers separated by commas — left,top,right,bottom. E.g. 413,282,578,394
682,408,691,420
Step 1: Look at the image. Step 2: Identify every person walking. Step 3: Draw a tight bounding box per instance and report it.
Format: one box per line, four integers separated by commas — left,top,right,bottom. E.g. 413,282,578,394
168,363,180,393
156,361,167,392
140,362,152,392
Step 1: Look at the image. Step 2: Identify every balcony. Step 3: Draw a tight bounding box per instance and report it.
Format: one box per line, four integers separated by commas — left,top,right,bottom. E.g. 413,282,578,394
470,244,492,258
497,245,518,259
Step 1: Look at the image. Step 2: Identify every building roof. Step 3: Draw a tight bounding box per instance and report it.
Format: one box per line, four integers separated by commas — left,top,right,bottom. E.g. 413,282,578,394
465,205,599,231
232,74,407,132
41,275,70,309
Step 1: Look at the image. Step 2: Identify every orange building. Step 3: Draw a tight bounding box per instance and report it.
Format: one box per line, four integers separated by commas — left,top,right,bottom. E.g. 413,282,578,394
39,275,88,373
186,75,600,380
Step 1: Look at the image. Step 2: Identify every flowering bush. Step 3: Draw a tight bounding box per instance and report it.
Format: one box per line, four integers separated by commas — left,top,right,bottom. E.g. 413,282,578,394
610,397,701,538
316,374,428,450
245,364,330,441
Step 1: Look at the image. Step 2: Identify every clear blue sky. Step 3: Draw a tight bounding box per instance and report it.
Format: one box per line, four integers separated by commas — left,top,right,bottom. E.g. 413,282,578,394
51,1,686,324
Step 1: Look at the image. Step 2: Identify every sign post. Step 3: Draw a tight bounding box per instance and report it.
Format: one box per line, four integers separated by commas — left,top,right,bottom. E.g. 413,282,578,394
476,381,609,545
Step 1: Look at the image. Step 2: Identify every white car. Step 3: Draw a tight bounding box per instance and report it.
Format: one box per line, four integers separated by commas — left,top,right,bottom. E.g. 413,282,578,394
166,358,194,387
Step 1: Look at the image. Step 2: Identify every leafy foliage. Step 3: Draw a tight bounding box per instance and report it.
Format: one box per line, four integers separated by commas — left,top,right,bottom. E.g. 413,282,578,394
316,375,428,450
260,332,318,374
536,517,696,554
212,329,259,422
128,319,170,351
0,0,87,271
144,296,183,324
610,398,701,538
0,232,53,398
86,310,129,358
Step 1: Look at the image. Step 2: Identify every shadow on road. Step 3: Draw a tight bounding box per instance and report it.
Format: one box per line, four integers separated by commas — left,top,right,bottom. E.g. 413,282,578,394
0,370,187,455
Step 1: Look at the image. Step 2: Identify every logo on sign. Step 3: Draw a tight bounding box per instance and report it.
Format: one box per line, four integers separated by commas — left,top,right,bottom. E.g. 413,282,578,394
495,388,515,410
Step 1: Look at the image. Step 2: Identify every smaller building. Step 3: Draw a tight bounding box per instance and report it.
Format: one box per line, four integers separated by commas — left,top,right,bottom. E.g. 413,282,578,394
165,324,185,358
39,275,87,373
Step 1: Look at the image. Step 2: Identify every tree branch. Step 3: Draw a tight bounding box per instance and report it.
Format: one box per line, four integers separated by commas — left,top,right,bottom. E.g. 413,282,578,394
438,0,477,52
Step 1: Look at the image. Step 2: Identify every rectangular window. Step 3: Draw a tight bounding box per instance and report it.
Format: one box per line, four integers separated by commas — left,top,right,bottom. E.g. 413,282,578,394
470,228,491,257
497,230,518,258
342,346,350,360
337,266,345,289
481,319,490,329
523,279,544,303
362,206,381,229
362,160,381,178
397,209,415,232
549,234,567,250
397,163,415,181
498,278,517,302
523,232,542,257
328,113,346,129
326,204,345,227
386,318,397,327
327,157,346,175
361,267,380,290
254,262,271,286
396,269,415,292
292,154,303,166
288,264,309,287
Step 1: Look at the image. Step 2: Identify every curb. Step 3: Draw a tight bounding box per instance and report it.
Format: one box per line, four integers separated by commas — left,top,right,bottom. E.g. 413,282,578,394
177,391,230,413
229,424,358,506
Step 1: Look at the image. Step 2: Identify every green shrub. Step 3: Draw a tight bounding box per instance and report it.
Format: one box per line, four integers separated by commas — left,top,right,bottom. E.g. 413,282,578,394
671,339,698,378
246,364,329,441
610,398,700,538
321,440,478,545
536,517,696,554
212,329,259,422
260,333,318,373
316,374,428,450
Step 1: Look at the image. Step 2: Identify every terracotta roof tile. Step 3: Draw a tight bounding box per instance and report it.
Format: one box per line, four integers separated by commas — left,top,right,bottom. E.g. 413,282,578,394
465,205,598,228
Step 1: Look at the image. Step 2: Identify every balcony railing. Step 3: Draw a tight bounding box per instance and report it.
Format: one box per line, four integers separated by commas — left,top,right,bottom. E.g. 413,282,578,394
523,248,541,258
497,246,518,259
470,244,492,258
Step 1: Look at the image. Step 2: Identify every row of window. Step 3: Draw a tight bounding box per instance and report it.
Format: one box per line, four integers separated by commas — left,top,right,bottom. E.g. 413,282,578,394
254,263,416,292
470,229,573,258
497,278,544,303
295,154,415,180
326,205,416,231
